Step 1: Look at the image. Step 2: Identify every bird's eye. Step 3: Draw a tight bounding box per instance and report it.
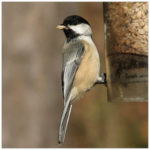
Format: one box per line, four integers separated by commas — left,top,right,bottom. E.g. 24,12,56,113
65,26,69,30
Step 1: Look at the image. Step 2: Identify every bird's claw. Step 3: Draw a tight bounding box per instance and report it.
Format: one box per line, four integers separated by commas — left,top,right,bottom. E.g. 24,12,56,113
95,73,107,86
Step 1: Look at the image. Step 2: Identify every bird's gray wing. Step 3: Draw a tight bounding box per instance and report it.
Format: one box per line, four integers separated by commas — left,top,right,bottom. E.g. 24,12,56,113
58,41,84,144
62,41,85,105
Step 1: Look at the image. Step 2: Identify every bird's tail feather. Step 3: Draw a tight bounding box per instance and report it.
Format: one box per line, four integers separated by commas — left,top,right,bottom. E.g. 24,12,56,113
58,100,72,144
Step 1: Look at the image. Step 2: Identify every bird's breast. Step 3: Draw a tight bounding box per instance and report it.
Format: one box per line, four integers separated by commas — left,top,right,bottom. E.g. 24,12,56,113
71,39,100,102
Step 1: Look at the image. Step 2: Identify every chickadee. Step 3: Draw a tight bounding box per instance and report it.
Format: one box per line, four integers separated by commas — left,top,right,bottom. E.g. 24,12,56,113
57,15,105,144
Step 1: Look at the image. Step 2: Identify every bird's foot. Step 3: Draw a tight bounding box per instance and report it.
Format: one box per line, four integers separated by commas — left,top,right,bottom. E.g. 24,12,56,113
95,73,107,86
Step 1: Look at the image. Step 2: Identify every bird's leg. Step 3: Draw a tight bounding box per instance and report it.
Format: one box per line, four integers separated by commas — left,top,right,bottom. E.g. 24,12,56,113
95,73,107,86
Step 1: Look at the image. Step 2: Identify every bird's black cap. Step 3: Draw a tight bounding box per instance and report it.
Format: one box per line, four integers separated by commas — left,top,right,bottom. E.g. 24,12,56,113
62,15,90,26
58,15,90,42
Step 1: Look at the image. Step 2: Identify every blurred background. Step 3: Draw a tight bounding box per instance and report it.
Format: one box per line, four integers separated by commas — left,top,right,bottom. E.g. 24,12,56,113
2,2,148,148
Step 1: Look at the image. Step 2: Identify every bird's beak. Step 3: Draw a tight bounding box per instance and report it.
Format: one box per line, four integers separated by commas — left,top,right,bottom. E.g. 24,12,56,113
56,25,67,30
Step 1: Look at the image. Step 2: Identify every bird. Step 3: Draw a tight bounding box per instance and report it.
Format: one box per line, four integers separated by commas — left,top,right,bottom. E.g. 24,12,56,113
56,15,105,144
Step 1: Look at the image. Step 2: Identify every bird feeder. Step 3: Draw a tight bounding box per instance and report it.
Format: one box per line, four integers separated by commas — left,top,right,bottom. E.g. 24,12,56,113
103,2,148,102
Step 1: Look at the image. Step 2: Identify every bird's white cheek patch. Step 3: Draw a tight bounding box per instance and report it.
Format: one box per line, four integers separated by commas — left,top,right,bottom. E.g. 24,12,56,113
69,24,92,35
